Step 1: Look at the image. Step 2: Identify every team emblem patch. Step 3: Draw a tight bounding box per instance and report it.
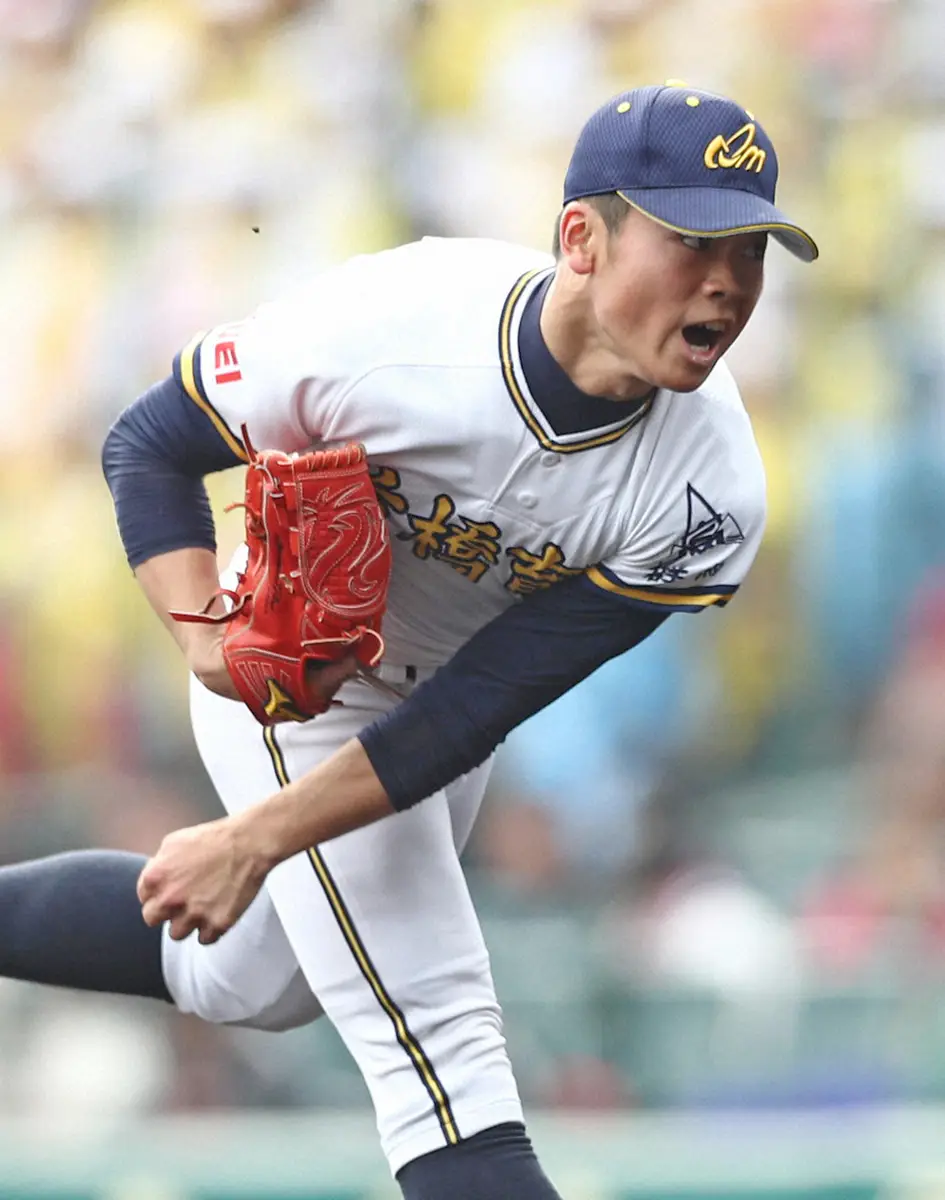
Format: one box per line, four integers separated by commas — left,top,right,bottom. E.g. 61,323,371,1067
646,483,744,583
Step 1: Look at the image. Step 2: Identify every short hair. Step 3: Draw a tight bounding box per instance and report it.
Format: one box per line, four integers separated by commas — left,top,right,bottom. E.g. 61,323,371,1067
551,192,631,258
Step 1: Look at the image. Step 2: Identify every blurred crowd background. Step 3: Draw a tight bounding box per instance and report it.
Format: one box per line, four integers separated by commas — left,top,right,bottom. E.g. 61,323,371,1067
2,0,945,1136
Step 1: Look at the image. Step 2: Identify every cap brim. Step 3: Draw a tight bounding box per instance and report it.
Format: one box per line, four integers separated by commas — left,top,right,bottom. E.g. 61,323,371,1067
617,187,818,263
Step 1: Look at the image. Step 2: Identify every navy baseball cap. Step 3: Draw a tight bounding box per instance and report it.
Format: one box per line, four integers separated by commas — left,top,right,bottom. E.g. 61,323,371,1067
564,84,818,262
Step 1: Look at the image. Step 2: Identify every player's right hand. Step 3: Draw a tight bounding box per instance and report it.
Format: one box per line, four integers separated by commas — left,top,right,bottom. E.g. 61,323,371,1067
188,624,360,711
138,812,271,943
185,623,243,702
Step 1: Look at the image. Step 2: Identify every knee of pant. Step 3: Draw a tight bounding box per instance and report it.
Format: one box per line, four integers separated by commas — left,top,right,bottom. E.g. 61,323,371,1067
225,969,324,1032
162,931,320,1029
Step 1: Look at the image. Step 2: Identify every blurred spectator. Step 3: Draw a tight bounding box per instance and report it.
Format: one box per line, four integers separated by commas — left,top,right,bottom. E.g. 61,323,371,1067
467,793,575,908
538,1053,633,1112
801,572,945,983
599,844,803,999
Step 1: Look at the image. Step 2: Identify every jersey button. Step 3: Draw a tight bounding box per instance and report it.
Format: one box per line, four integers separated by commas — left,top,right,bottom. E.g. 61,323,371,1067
518,491,538,509
540,451,561,467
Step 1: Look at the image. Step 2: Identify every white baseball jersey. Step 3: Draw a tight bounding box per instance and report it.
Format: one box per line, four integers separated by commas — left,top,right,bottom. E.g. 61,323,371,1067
176,236,766,668
165,236,767,1175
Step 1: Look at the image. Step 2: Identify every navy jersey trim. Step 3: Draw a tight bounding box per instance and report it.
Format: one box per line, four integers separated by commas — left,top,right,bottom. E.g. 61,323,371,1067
174,333,248,463
498,270,654,453
586,563,738,611
360,572,668,811
262,726,460,1148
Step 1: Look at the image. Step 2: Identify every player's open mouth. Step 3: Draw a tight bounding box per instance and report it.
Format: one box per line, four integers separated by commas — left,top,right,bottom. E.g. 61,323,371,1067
681,322,726,366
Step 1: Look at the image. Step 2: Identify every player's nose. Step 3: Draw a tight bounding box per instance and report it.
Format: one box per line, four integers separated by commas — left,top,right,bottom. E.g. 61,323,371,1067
702,261,738,300
700,244,751,302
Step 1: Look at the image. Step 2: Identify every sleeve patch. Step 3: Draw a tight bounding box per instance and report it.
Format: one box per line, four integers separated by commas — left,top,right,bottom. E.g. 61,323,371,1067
174,333,248,463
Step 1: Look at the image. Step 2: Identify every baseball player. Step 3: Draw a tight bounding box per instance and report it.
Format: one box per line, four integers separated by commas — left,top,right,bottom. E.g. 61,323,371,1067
0,85,816,1199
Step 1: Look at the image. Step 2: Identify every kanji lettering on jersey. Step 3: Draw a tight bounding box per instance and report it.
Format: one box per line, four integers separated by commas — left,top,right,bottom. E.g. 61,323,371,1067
402,494,501,582
370,466,409,517
505,543,583,595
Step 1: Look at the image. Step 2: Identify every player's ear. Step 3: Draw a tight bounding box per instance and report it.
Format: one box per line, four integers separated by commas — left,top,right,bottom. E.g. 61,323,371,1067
557,202,596,275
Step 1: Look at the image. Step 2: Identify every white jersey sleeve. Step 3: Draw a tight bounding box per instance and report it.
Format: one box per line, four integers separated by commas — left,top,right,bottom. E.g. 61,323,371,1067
173,251,391,461
175,318,303,462
586,368,767,614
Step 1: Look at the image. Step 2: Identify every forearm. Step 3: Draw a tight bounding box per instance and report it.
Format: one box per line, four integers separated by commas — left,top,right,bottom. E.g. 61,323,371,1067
134,547,227,652
103,380,251,691
237,738,395,865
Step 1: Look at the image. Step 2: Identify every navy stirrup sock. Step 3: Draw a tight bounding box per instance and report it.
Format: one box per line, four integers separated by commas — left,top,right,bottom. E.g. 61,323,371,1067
0,850,171,1002
396,1122,563,1200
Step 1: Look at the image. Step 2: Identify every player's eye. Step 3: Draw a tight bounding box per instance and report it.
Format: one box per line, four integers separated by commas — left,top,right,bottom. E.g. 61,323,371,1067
680,234,712,251
744,234,768,261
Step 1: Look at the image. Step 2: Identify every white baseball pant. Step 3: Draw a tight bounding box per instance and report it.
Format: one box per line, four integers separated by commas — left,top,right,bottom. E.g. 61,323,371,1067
161,666,524,1175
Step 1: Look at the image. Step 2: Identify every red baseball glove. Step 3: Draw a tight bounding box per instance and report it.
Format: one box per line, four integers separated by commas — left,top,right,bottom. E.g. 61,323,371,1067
173,432,391,725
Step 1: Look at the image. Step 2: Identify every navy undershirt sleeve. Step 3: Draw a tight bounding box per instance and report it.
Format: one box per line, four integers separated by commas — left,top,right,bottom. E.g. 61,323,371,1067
359,574,668,811
102,375,243,569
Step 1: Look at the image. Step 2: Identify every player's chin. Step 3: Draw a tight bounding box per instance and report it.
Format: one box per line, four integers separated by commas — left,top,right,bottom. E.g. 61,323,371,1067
651,362,714,394
654,343,723,393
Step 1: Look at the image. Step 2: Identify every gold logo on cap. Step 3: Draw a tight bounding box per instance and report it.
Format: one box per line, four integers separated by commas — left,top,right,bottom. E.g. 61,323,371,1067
704,123,766,173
